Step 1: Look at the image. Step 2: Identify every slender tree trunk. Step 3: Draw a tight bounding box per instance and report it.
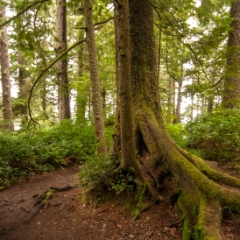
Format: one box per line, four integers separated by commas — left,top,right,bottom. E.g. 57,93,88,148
55,0,71,121
76,31,88,123
0,6,13,131
175,79,183,124
84,0,107,154
175,64,184,123
207,95,214,114
191,94,194,121
18,52,29,125
167,78,175,124
222,0,240,108
41,79,48,121
101,88,106,119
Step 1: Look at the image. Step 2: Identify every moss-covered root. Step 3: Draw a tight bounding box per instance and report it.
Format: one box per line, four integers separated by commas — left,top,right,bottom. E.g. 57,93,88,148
131,181,157,220
195,197,222,240
178,191,222,240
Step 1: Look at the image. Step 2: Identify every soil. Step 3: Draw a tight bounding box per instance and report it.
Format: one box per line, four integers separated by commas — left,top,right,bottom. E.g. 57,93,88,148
0,163,240,240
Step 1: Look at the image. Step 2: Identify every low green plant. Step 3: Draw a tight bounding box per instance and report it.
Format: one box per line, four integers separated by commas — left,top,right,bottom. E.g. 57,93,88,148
79,155,135,202
0,120,96,187
110,167,135,194
165,123,187,148
184,108,240,162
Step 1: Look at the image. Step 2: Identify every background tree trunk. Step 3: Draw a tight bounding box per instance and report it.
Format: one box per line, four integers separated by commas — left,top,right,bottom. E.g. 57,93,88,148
84,0,107,154
167,78,175,124
55,0,71,121
207,95,214,114
222,0,240,108
175,79,183,124
0,6,13,131
18,52,29,125
76,31,88,123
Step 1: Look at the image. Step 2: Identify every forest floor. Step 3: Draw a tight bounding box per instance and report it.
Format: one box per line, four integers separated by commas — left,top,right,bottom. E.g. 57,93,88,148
0,162,240,240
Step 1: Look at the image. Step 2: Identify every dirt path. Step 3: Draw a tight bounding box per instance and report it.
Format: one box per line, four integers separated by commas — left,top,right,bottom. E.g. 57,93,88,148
0,165,239,240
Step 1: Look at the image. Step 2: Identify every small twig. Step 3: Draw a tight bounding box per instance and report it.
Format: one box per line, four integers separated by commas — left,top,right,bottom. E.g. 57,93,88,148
20,206,30,213
24,202,44,224
161,217,183,227
94,17,114,27
94,207,110,215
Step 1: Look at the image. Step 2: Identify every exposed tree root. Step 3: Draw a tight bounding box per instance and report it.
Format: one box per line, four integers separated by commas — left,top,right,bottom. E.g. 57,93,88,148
132,110,240,239
81,107,240,239
24,185,74,223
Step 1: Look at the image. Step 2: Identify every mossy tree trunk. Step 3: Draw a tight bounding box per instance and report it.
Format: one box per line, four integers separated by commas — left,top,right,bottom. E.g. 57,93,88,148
115,0,240,239
114,0,144,182
222,0,240,108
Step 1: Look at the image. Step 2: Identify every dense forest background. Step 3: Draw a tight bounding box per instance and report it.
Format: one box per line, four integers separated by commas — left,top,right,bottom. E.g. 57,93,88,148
0,0,237,129
2,0,240,239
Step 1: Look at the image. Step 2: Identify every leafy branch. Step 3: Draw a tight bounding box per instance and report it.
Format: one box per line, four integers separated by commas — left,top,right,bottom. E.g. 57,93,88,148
0,0,49,27
27,38,86,130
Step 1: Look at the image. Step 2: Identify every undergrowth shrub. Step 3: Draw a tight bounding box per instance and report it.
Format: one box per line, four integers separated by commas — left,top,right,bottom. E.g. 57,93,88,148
165,123,187,148
184,109,240,162
79,155,135,202
0,120,96,187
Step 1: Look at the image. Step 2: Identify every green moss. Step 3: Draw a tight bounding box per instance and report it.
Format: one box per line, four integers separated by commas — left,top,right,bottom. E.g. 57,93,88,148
177,190,200,240
192,155,240,189
130,182,149,219
181,218,194,240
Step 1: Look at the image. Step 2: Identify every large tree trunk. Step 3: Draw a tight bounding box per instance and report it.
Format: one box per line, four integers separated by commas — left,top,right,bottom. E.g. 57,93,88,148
114,0,144,181
115,0,240,239
55,0,71,121
84,0,107,154
222,0,240,108
0,6,14,131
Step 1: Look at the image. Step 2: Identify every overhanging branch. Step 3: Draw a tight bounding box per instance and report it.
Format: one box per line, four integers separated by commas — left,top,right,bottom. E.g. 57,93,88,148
0,0,49,27
27,38,86,130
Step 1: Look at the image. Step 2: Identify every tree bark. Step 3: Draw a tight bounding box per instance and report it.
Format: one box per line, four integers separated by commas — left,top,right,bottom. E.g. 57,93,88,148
175,78,183,124
84,0,107,154
207,95,214,114
222,0,240,108
114,0,144,182
55,0,71,121
17,52,30,125
114,0,240,239
0,6,14,131
76,31,88,123
167,78,175,124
